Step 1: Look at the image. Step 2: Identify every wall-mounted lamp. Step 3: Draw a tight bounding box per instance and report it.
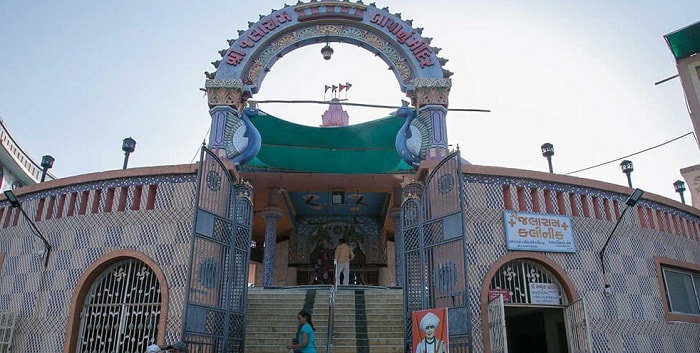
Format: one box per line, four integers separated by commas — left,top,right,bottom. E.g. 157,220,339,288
599,188,644,297
3,190,51,267
540,143,554,174
620,160,634,188
122,137,136,169
673,180,686,204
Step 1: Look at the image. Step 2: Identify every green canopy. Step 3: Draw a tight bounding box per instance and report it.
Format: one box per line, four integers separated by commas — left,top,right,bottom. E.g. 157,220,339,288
243,113,413,174
665,21,700,60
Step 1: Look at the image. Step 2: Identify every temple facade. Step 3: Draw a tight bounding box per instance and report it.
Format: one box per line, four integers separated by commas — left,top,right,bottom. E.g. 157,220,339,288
0,2,698,353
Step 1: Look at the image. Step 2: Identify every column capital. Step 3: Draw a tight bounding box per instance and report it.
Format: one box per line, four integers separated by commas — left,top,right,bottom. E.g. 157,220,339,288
413,78,451,108
260,206,283,219
205,79,249,110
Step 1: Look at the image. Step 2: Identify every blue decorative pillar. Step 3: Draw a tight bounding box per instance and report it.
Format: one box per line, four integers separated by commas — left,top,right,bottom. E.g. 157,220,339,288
261,206,283,287
205,78,246,155
414,78,451,161
389,207,403,287
397,181,425,287
208,106,234,149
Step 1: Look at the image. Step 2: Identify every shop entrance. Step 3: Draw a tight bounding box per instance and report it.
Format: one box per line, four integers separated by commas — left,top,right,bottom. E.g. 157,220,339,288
504,306,568,353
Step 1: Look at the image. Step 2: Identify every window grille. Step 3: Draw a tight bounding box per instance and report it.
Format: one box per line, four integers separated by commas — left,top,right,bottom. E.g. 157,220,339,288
76,259,162,353
489,260,565,305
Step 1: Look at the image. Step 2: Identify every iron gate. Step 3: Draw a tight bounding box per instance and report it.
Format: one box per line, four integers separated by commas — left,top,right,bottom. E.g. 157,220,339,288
487,295,508,353
402,151,472,353
182,146,254,353
565,299,593,353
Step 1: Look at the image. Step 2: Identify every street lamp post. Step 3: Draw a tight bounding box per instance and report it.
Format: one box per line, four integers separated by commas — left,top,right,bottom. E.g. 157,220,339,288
40,155,54,182
620,160,634,188
541,143,554,174
122,137,136,169
673,180,686,204
599,188,644,296
3,190,51,267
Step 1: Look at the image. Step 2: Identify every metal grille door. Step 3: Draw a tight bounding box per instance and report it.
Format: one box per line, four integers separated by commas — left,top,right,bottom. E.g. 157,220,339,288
75,259,161,353
565,299,593,353
402,151,472,352
487,295,508,353
0,312,16,353
183,147,253,353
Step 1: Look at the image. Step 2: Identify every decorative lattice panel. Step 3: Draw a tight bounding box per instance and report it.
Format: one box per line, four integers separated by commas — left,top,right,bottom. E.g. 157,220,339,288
0,174,197,352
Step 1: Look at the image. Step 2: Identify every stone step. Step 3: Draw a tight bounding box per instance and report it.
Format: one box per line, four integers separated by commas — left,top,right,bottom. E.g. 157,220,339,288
245,287,405,353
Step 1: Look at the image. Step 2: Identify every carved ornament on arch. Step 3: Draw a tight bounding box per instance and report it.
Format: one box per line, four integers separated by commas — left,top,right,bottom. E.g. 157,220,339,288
205,79,246,109
240,23,415,86
413,78,452,108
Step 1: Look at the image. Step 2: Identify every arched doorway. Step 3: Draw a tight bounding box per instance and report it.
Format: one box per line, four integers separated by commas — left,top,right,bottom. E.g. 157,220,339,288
481,254,592,353
74,258,163,353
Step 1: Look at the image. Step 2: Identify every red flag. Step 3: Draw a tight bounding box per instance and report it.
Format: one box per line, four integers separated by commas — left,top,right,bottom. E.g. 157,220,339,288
324,85,331,93
332,85,338,92
338,84,346,92
345,82,352,91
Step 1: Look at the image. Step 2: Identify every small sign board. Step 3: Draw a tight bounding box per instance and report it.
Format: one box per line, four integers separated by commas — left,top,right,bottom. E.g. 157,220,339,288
503,211,576,253
528,282,560,305
488,288,511,303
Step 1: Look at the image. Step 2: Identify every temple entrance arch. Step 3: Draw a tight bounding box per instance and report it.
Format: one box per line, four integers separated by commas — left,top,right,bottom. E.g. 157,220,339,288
205,0,453,166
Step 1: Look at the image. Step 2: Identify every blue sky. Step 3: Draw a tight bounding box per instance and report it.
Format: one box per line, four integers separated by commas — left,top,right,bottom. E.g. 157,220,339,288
1,0,699,202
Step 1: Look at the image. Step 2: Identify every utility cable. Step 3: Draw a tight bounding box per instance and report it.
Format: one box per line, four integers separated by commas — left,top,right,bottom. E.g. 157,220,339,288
252,99,491,112
565,131,696,175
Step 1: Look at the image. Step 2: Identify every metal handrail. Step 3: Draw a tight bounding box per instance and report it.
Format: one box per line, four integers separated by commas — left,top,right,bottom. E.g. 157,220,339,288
325,262,338,353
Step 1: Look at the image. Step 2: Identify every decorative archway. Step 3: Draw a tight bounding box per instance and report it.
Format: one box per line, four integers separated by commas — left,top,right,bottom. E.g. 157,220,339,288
63,250,169,353
205,1,453,165
479,252,579,353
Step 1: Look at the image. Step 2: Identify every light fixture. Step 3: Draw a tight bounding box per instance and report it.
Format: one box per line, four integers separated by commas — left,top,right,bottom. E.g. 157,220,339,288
673,180,686,204
540,143,554,174
620,160,634,188
321,38,334,60
331,191,344,204
625,188,644,207
3,190,52,267
599,188,644,297
40,155,54,182
4,190,20,208
122,137,136,169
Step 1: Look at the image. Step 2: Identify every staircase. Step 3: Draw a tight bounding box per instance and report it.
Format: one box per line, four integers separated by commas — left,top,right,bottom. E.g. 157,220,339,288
245,286,404,353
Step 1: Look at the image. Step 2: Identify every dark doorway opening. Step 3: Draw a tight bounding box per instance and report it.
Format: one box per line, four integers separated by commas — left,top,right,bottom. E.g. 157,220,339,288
505,306,569,353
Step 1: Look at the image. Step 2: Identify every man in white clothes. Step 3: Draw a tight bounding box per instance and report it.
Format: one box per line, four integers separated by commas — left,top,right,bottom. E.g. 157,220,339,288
334,238,354,285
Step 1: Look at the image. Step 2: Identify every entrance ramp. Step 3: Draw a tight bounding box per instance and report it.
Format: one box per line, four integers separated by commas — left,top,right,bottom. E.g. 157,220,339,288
245,286,404,353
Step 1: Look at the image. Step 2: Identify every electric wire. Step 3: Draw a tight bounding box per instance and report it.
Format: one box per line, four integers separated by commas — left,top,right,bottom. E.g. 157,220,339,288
252,99,491,112
565,131,696,175
197,95,695,176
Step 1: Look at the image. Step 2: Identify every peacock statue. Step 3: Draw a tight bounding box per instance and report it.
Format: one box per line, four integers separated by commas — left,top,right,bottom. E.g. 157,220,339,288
223,103,262,166
394,100,429,168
